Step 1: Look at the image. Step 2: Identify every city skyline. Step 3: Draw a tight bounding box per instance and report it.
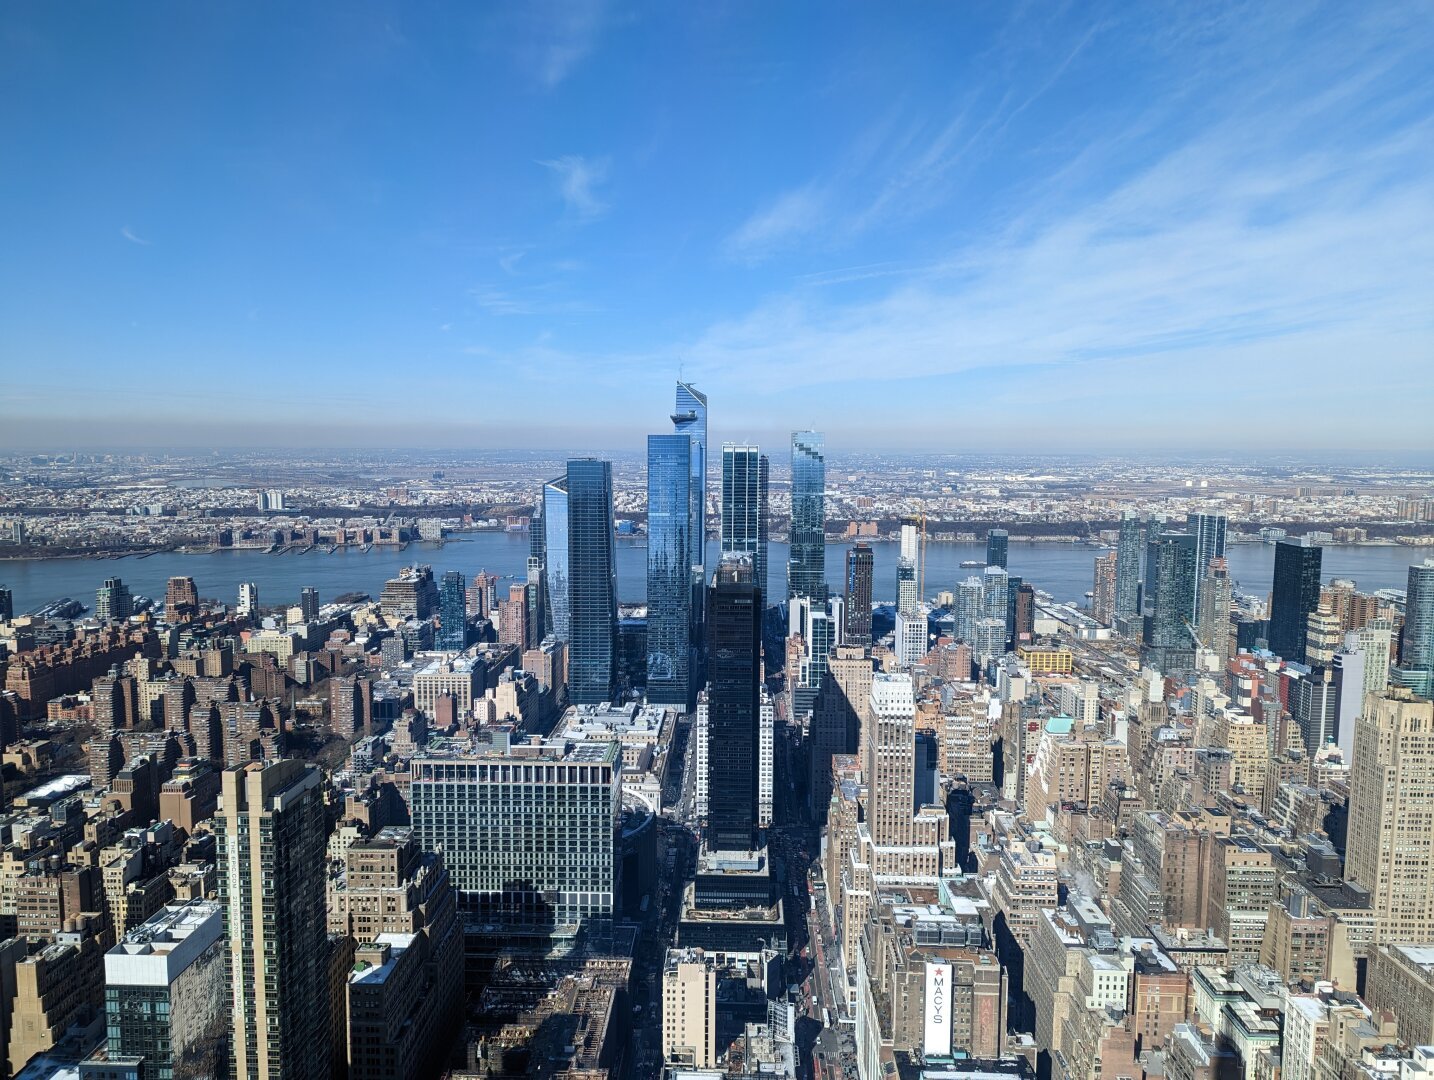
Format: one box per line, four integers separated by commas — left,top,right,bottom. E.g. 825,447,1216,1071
3,3,1432,451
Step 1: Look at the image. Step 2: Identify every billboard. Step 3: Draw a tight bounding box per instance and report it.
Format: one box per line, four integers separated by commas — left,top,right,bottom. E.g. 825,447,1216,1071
924,961,953,1057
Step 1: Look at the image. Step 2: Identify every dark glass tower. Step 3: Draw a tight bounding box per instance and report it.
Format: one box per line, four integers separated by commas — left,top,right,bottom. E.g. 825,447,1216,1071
1144,532,1198,649
788,431,826,602
436,570,467,651
1188,513,1228,622
564,459,618,705
721,444,770,598
1269,538,1323,664
986,529,1009,570
706,569,762,852
542,477,570,643
647,434,693,707
843,543,874,646
1394,559,1434,697
1114,513,1142,622
673,383,708,631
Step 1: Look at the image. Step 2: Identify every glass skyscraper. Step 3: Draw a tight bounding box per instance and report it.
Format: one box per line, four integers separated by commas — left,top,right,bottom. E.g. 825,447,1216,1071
721,444,770,598
1269,537,1323,664
843,543,874,646
1189,513,1228,622
647,434,693,707
706,567,763,852
788,430,826,602
436,569,467,651
673,382,708,594
1114,513,1142,621
1393,559,1434,697
1144,532,1198,650
542,477,571,642
565,459,618,705
986,529,1008,570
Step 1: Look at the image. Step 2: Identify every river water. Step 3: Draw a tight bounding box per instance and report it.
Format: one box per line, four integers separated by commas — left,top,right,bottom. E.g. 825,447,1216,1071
0,536,1423,616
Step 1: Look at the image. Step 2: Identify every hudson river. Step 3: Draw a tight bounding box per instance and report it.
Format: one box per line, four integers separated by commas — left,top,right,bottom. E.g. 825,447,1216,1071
1,537,1423,616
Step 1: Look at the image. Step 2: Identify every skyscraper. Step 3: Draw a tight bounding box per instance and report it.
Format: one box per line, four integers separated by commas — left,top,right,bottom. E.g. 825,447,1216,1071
843,543,874,647
1345,691,1434,944
542,476,571,641
1144,532,1198,653
673,382,708,633
986,529,1008,570
866,672,918,846
0,584,11,623
237,582,259,619
1269,538,1324,664
706,564,763,852
436,570,467,651
1393,559,1434,697
219,760,333,1080
1092,552,1117,625
1114,513,1142,623
897,518,920,614
648,434,693,707
721,444,770,597
96,577,133,623
299,585,320,623
1196,557,1233,663
788,431,826,602
565,459,618,705
1188,514,1228,622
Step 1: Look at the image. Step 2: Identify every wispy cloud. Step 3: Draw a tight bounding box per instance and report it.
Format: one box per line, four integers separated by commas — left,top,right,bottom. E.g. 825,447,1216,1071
120,226,150,245
521,0,608,88
722,186,827,262
539,155,609,220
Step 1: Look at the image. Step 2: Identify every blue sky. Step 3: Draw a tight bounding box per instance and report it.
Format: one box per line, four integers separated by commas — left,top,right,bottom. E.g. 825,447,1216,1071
2,1,1432,453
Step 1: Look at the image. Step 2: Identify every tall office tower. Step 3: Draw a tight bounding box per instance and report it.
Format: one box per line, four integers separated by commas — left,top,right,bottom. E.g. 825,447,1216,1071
1392,559,1434,697
1345,691,1434,944
648,434,694,708
722,444,770,599
96,577,133,623
218,760,333,1080
788,431,826,602
1347,620,1394,700
1331,648,1367,761
0,584,11,622
866,673,918,845
1092,553,1117,625
955,577,982,642
409,739,620,950
1004,573,1023,646
542,477,571,641
809,646,874,815
788,594,839,719
435,571,467,652
1114,514,1143,622
1188,514,1228,622
706,566,763,852
1196,557,1234,660
292,586,315,623
1144,533,1197,650
1269,537,1324,664
662,949,717,1069
986,529,1008,570
758,691,775,829
104,901,227,1080
563,459,618,705
844,543,874,646
237,582,259,618
164,576,199,623
332,829,464,1080
672,381,708,615
1292,667,1339,756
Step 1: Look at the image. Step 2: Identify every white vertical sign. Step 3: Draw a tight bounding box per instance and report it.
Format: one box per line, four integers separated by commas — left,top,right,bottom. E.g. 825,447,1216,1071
924,961,953,1057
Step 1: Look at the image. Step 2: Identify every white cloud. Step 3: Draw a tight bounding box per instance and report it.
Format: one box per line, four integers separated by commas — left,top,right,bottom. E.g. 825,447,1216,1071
722,187,827,262
539,154,609,220
120,226,150,245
